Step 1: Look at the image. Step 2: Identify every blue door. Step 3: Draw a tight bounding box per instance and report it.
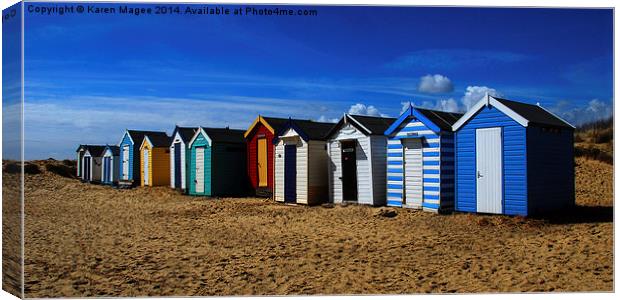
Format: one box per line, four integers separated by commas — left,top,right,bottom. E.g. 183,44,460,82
84,157,91,181
103,157,110,183
103,157,112,183
284,145,297,203
174,142,182,188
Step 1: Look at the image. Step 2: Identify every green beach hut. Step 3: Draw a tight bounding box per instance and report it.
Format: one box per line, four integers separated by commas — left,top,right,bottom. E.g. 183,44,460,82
187,126,248,196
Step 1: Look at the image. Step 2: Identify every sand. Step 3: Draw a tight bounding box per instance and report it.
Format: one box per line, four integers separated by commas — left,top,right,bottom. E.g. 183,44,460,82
11,157,613,296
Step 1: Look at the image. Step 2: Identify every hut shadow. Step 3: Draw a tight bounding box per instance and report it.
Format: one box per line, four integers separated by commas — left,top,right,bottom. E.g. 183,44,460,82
534,205,613,224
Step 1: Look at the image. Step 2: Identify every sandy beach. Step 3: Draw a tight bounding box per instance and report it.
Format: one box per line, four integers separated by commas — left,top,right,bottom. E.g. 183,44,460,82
9,157,613,296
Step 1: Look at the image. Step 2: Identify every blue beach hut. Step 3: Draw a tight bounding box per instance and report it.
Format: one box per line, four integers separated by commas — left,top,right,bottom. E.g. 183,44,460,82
118,129,169,187
383,104,463,213
452,95,575,216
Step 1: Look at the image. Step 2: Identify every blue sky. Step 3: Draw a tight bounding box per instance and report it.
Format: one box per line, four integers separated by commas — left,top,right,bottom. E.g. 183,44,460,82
15,4,614,159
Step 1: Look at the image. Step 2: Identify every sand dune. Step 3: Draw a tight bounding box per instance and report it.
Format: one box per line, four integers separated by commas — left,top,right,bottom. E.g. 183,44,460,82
10,157,613,296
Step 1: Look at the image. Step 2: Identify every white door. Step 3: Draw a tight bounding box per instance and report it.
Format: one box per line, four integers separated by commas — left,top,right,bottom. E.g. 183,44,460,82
195,148,205,193
476,127,503,214
122,145,129,180
143,150,149,185
403,139,423,207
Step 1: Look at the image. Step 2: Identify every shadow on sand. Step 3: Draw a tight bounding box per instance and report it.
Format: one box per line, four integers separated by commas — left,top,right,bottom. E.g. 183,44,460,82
535,205,613,224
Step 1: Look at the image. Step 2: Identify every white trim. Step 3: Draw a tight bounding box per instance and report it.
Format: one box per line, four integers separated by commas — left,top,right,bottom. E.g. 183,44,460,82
536,102,576,129
452,95,529,131
118,130,134,147
346,114,372,135
140,135,153,150
188,127,213,148
83,151,93,181
367,136,374,203
491,98,530,127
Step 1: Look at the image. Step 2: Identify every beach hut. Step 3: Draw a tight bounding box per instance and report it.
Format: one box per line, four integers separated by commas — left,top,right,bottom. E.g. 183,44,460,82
169,126,198,192
118,130,168,187
101,145,120,185
452,95,575,216
325,114,396,206
273,119,335,205
139,133,171,187
76,144,87,179
187,127,247,196
82,145,106,183
383,105,464,212
243,116,292,197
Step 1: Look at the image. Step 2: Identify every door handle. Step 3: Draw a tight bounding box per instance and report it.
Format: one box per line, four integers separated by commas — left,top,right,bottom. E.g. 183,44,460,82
477,171,483,178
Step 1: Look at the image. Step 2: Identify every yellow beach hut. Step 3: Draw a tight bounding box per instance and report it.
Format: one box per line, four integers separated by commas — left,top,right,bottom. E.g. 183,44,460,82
139,132,171,187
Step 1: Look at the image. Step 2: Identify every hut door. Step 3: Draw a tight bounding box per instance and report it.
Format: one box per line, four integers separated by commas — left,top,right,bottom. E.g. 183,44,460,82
257,138,268,187
103,157,110,183
143,150,149,185
341,141,358,202
195,147,205,193
403,139,423,207
476,128,503,214
174,142,182,188
122,145,129,180
84,157,91,181
284,144,297,203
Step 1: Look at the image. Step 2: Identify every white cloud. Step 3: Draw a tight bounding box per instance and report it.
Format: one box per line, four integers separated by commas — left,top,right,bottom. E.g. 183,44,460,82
347,103,388,117
20,95,339,159
316,115,339,123
461,86,502,110
411,98,461,114
547,98,612,126
435,98,461,113
417,74,454,93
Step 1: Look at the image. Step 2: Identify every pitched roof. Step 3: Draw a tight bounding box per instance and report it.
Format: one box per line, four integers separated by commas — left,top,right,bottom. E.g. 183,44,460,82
293,120,337,140
84,145,107,157
261,117,290,131
104,145,120,156
76,144,87,152
349,115,397,134
202,127,245,144
452,95,575,130
276,119,336,142
144,132,171,147
126,130,168,146
172,126,199,143
493,97,574,129
415,108,464,131
244,115,312,138
325,114,397,138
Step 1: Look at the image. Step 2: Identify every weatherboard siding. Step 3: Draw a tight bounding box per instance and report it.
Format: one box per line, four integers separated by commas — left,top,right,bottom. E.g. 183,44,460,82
189,132,212,196
327,124,373,205
307,140,328,205
211,142,246,196
120,133,135,182
370,136,387,206
274,133,310,204
274,140,285,202
439,133,455,211
169,133,187,190
386,118,447,211
526,126,574,214
247,124,275,192
455,105,527,216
